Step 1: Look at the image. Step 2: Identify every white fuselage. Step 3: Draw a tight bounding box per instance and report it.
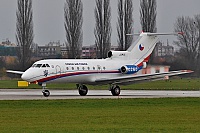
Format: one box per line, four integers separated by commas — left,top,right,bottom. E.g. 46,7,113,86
21,58,140,84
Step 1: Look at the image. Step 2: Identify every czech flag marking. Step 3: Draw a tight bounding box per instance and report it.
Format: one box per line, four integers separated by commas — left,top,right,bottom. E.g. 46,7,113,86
139,44,144,51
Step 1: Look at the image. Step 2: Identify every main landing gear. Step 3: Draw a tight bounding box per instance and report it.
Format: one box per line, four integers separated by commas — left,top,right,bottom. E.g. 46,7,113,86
77,84,88,96
110,84,121,96
76,84,120,96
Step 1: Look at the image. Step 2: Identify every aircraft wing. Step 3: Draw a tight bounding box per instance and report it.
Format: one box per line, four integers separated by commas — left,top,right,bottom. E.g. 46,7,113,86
6,70,24,75
95,70,193,85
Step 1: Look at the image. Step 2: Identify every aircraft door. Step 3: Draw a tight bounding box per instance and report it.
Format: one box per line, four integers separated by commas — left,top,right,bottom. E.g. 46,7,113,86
56,65,62,75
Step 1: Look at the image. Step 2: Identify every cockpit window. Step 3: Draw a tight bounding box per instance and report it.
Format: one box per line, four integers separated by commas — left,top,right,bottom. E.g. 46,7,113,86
36,64,42,68
41,64,46,67
32,64,51,68
46,64,50,67
32,64,36,67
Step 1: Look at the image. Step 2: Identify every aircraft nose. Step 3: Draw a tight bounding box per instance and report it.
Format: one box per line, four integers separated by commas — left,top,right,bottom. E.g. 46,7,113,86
21,71,29,81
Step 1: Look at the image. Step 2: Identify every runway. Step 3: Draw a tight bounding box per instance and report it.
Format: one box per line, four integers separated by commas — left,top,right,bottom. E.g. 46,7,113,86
0,89,199,100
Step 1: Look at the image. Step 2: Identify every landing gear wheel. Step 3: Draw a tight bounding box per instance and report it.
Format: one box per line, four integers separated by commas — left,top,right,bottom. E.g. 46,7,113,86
111,85,120,96
42,90,50,97
78,85,88,96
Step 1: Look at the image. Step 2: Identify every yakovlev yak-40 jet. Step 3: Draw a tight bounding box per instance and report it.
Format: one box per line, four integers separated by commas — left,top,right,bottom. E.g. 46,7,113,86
7,32,193,97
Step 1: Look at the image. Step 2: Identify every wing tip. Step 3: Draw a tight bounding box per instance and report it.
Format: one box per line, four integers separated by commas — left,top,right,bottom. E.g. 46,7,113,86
178,32,184,35
6,70,24,75
181,70,194,73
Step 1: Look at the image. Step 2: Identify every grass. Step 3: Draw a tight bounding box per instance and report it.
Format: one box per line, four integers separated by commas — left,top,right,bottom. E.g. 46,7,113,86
0,98,200,132
0,78,200,90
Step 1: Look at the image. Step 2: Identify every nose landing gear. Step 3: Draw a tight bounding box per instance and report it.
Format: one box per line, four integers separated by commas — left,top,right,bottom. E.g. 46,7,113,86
42,90,50,97
41,83,50,97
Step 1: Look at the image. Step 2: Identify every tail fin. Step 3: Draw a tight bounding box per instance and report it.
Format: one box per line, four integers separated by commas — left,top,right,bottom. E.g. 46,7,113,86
127,32,182,64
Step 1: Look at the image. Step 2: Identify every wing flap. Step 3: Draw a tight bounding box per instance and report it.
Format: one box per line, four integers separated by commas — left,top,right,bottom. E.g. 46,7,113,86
95,70,193,85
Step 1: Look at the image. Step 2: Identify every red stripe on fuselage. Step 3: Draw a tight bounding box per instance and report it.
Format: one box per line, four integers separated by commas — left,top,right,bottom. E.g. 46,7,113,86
33,70,120,83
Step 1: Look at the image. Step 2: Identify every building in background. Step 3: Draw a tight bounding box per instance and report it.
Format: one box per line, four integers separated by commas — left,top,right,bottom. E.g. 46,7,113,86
81,45,97,59
154,41,174,57
153,41,175,63
81,45,119,59
37,41,62,58
0,39,17,56
60,46,69,58
136,65,170,79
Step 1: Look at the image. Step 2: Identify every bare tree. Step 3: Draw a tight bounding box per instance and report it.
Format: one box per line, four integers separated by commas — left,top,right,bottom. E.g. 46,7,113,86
174,15,200,73
64,0,83,59
0,57,5,69
140,0,157,64
140,0,157,33
194,14,200,73
16,0,34,70
94,0,111,58
117,0,134,51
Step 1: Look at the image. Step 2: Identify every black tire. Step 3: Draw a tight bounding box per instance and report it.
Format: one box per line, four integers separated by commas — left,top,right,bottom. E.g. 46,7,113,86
78,85,88,96
42,90,50,97
111,86,120,96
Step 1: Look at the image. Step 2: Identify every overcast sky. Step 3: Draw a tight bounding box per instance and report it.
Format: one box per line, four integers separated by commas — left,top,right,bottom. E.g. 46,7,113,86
0,0,200,46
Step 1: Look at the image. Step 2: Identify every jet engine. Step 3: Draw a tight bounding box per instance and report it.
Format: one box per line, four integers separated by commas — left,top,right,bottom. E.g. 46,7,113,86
120,65,139,74
107,51,129,59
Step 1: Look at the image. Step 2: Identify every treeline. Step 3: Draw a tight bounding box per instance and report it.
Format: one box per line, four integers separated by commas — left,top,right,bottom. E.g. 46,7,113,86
0,0,200,77
1,0,155,71
171,15,200,76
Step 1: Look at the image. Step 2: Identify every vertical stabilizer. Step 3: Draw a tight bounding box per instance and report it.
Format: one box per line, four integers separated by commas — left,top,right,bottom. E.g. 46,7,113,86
127,33,158,64
127,32,182,64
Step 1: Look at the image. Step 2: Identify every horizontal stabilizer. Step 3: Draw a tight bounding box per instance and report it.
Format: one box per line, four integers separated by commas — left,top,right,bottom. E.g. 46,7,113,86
144,32,184,36
127,32,183,36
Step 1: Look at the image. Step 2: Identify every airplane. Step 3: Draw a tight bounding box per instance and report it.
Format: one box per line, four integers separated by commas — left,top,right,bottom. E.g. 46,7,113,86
7,32,193,97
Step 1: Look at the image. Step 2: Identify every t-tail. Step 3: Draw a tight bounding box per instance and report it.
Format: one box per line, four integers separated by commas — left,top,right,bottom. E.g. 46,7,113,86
107,32,183,65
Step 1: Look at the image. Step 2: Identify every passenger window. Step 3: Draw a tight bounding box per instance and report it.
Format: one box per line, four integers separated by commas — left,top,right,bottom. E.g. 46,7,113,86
93,67,95,70
87,67,90,70
66,67,69,70
82,67,85,70
72,67,74,70
103,67,106,70
77,67,79,70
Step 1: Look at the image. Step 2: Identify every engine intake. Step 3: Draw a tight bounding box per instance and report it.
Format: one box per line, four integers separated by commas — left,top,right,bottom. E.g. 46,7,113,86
107,51,129,58
120,65,139,74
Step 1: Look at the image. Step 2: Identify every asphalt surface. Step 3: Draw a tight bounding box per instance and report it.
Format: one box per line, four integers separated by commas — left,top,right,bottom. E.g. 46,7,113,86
0,89,199,100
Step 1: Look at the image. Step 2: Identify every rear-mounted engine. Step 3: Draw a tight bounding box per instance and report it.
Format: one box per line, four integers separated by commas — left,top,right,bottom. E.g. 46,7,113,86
107,51,129,59
120,65,139,74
